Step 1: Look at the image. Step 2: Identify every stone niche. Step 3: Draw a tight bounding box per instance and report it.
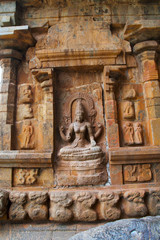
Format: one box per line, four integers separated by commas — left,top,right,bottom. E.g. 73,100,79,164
1,0,160,225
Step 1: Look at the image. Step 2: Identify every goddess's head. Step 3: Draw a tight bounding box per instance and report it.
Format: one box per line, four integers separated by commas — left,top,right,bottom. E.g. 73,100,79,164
75,100,85,123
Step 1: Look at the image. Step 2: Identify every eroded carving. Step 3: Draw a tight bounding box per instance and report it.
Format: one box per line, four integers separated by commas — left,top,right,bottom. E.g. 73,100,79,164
123,101,135,119
19,85,33,104
123,122,134,145
17,104,33,120
72,192,97,221
123,88,136,100
123,122,143,146
134,123,143,145
122,190,147,217
147,190,160,216
20,122,34,149
124,164,152,182
15,169,38,185
49,192,73,222
26,192,48,221
98,192,121,221
9,192,27,220
0,190,8,217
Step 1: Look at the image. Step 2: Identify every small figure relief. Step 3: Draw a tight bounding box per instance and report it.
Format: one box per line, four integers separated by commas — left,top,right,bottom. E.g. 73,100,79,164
124,164,152,183
0,190,9,217
49,192,73,222
72,192,97,222
123,101,135,119
19,85,33,104
147,190,160,216
15,169,38,185
123,122,134,145
17,104,34,121
123,88,136,100
9,192,27,221
98,192,121,221
26,192,48,221
122,190,147,217
20,121,34,149
134,123,143,145
123,122,143,146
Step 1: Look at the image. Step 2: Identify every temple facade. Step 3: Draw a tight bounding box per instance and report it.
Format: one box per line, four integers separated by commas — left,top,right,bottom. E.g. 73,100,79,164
0,0,160,238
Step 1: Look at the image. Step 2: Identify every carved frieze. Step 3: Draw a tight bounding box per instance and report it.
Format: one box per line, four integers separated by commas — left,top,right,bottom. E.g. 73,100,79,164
0,190,8,217
122,190,147,217
124,164,152,183
72,192,97,222
147,190,160,216
26,192,48,221
49,192,73,222
9,192,27,220
98,192,121,221
14,169,38,185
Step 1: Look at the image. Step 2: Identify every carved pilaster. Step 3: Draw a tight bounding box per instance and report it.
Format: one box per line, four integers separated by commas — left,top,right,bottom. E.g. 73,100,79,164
0,49,22,150
133,41,160,145
32,69,54,151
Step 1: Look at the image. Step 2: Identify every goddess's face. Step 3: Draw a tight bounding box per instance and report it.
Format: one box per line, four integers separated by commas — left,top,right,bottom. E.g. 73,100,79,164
75,112,84,122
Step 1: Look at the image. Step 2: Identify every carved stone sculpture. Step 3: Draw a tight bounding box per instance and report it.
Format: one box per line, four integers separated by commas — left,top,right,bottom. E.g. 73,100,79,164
134,123,143,144
147,190,160,216
124,164,152,182
0,190,9,217
72,192,97,221
123,122,134,145
123,122,143,146
19,85,33,104
57,93,107,186
49,192,73,222
17,104,33,121
20,121,34,149
26,192,48,221
98,192,121,221
122,190,147,217
9,192,27,220
123,101,135,119
15,169,38,185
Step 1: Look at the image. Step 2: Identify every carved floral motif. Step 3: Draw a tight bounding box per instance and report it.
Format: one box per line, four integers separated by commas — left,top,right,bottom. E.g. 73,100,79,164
15,169,38,185
0,190,8,217
72,192,97,221
122,190,147,217
9,192,27,220
49,192,73,222
124,164,152,182
26,192,48,221
98,192,121,221
147,190,160,216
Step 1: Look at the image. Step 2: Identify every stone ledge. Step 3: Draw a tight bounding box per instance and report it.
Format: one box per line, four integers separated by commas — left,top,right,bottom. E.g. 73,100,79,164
0,186,160,223
0,151,53,167
109,146,160,164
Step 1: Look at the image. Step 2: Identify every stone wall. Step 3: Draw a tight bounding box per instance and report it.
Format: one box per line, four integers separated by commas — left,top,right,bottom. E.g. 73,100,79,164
0,0,160,238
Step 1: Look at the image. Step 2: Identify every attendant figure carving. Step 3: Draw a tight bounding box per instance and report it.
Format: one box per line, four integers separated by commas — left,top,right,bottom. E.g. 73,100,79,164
123,122,134,145
123,101,135,119
134,123,143,144
20,121,34,149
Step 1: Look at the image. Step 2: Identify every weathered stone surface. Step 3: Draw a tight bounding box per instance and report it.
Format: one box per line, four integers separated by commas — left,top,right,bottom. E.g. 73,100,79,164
69,216,160,240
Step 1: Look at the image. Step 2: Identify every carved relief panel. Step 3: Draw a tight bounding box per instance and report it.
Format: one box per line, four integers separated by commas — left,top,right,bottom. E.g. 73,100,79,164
54,69,107,186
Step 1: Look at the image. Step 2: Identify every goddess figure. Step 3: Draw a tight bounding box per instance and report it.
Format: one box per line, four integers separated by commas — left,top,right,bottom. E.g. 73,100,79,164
59,100,102,159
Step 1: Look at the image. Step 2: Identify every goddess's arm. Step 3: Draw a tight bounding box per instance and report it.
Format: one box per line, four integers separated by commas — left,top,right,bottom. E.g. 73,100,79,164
59,124,74,142
87,122,96,147
94,123,102,139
